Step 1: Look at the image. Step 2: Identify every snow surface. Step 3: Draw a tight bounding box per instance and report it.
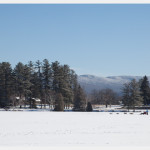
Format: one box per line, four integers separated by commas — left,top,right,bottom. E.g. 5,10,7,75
0,111,150,147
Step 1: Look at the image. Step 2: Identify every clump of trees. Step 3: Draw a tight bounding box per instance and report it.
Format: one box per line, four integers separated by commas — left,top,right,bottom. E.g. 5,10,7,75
122,76,150,111
90,88,120,107
86,102,93,112
0,60,86,111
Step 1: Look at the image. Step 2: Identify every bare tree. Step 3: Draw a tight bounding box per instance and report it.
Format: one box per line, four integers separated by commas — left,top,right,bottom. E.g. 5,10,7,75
90,88,119,107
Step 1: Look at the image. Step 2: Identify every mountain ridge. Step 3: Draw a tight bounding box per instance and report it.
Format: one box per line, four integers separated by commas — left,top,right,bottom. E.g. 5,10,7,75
78,74,150,95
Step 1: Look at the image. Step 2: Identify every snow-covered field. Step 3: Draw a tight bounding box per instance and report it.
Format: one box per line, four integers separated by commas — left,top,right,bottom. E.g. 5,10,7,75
0,111,150,147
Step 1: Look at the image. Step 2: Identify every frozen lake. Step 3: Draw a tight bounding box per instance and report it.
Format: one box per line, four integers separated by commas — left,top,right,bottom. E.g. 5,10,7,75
0,111,150,147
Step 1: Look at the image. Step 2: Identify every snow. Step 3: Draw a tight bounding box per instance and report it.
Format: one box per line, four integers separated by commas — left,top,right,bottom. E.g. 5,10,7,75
0,111,150,147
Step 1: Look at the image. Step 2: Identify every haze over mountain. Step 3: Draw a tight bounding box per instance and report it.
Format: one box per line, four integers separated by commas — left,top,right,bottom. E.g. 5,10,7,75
78,75,150,95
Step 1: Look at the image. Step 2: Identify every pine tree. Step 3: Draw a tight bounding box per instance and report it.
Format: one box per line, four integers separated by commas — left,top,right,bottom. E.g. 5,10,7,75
128,79,143,111
13,62,26,107
73,85,86,111
130,79,143,111
0,62,13,108
34,60,43,108
51,62,75,109
60,65,73,109
51,61,61,93
26,61,35,108
54,93,64,111
86,102,93,112
140,76,150,105
122,82,131,111
42,59,52,108
35,60,43,97
122,79,143,111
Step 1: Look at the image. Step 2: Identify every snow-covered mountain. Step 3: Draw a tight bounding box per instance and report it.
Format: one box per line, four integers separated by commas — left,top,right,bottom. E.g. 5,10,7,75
78,75,150,95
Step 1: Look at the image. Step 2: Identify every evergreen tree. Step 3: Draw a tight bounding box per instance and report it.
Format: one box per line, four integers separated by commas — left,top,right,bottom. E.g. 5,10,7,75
35,60,43,97
51,61,61,93
42,59,52,108
26,61,35,108
0,62,13,108
34,60,43,108
73,85,86,111
31,72,40,99
122,83,131,111
14,62,33,108
60,65,73,109
140,76,150,105
51,62,75,109
122,79,143,111
86,102,93,112
13,62,26,107
69,69,78,108
54,93,64,111
70,70,78,91
130,79,143,111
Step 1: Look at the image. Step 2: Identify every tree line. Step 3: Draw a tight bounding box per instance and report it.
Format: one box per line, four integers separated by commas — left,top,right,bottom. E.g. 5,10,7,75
86,76,150,111
1,59,149,112
122,76,150,111
0,60,86,111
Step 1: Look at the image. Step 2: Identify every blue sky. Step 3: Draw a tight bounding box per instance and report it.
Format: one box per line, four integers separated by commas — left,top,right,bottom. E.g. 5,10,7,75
0,4,150,76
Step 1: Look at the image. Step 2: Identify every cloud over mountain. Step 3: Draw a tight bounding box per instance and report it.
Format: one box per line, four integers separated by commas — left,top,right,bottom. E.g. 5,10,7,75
78,75,149,94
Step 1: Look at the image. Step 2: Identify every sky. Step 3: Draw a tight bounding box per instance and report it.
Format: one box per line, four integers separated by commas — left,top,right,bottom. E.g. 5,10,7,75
0,4,150,77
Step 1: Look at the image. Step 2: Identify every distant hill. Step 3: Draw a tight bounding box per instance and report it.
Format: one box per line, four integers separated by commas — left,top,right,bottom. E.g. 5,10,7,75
78,75,150,95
